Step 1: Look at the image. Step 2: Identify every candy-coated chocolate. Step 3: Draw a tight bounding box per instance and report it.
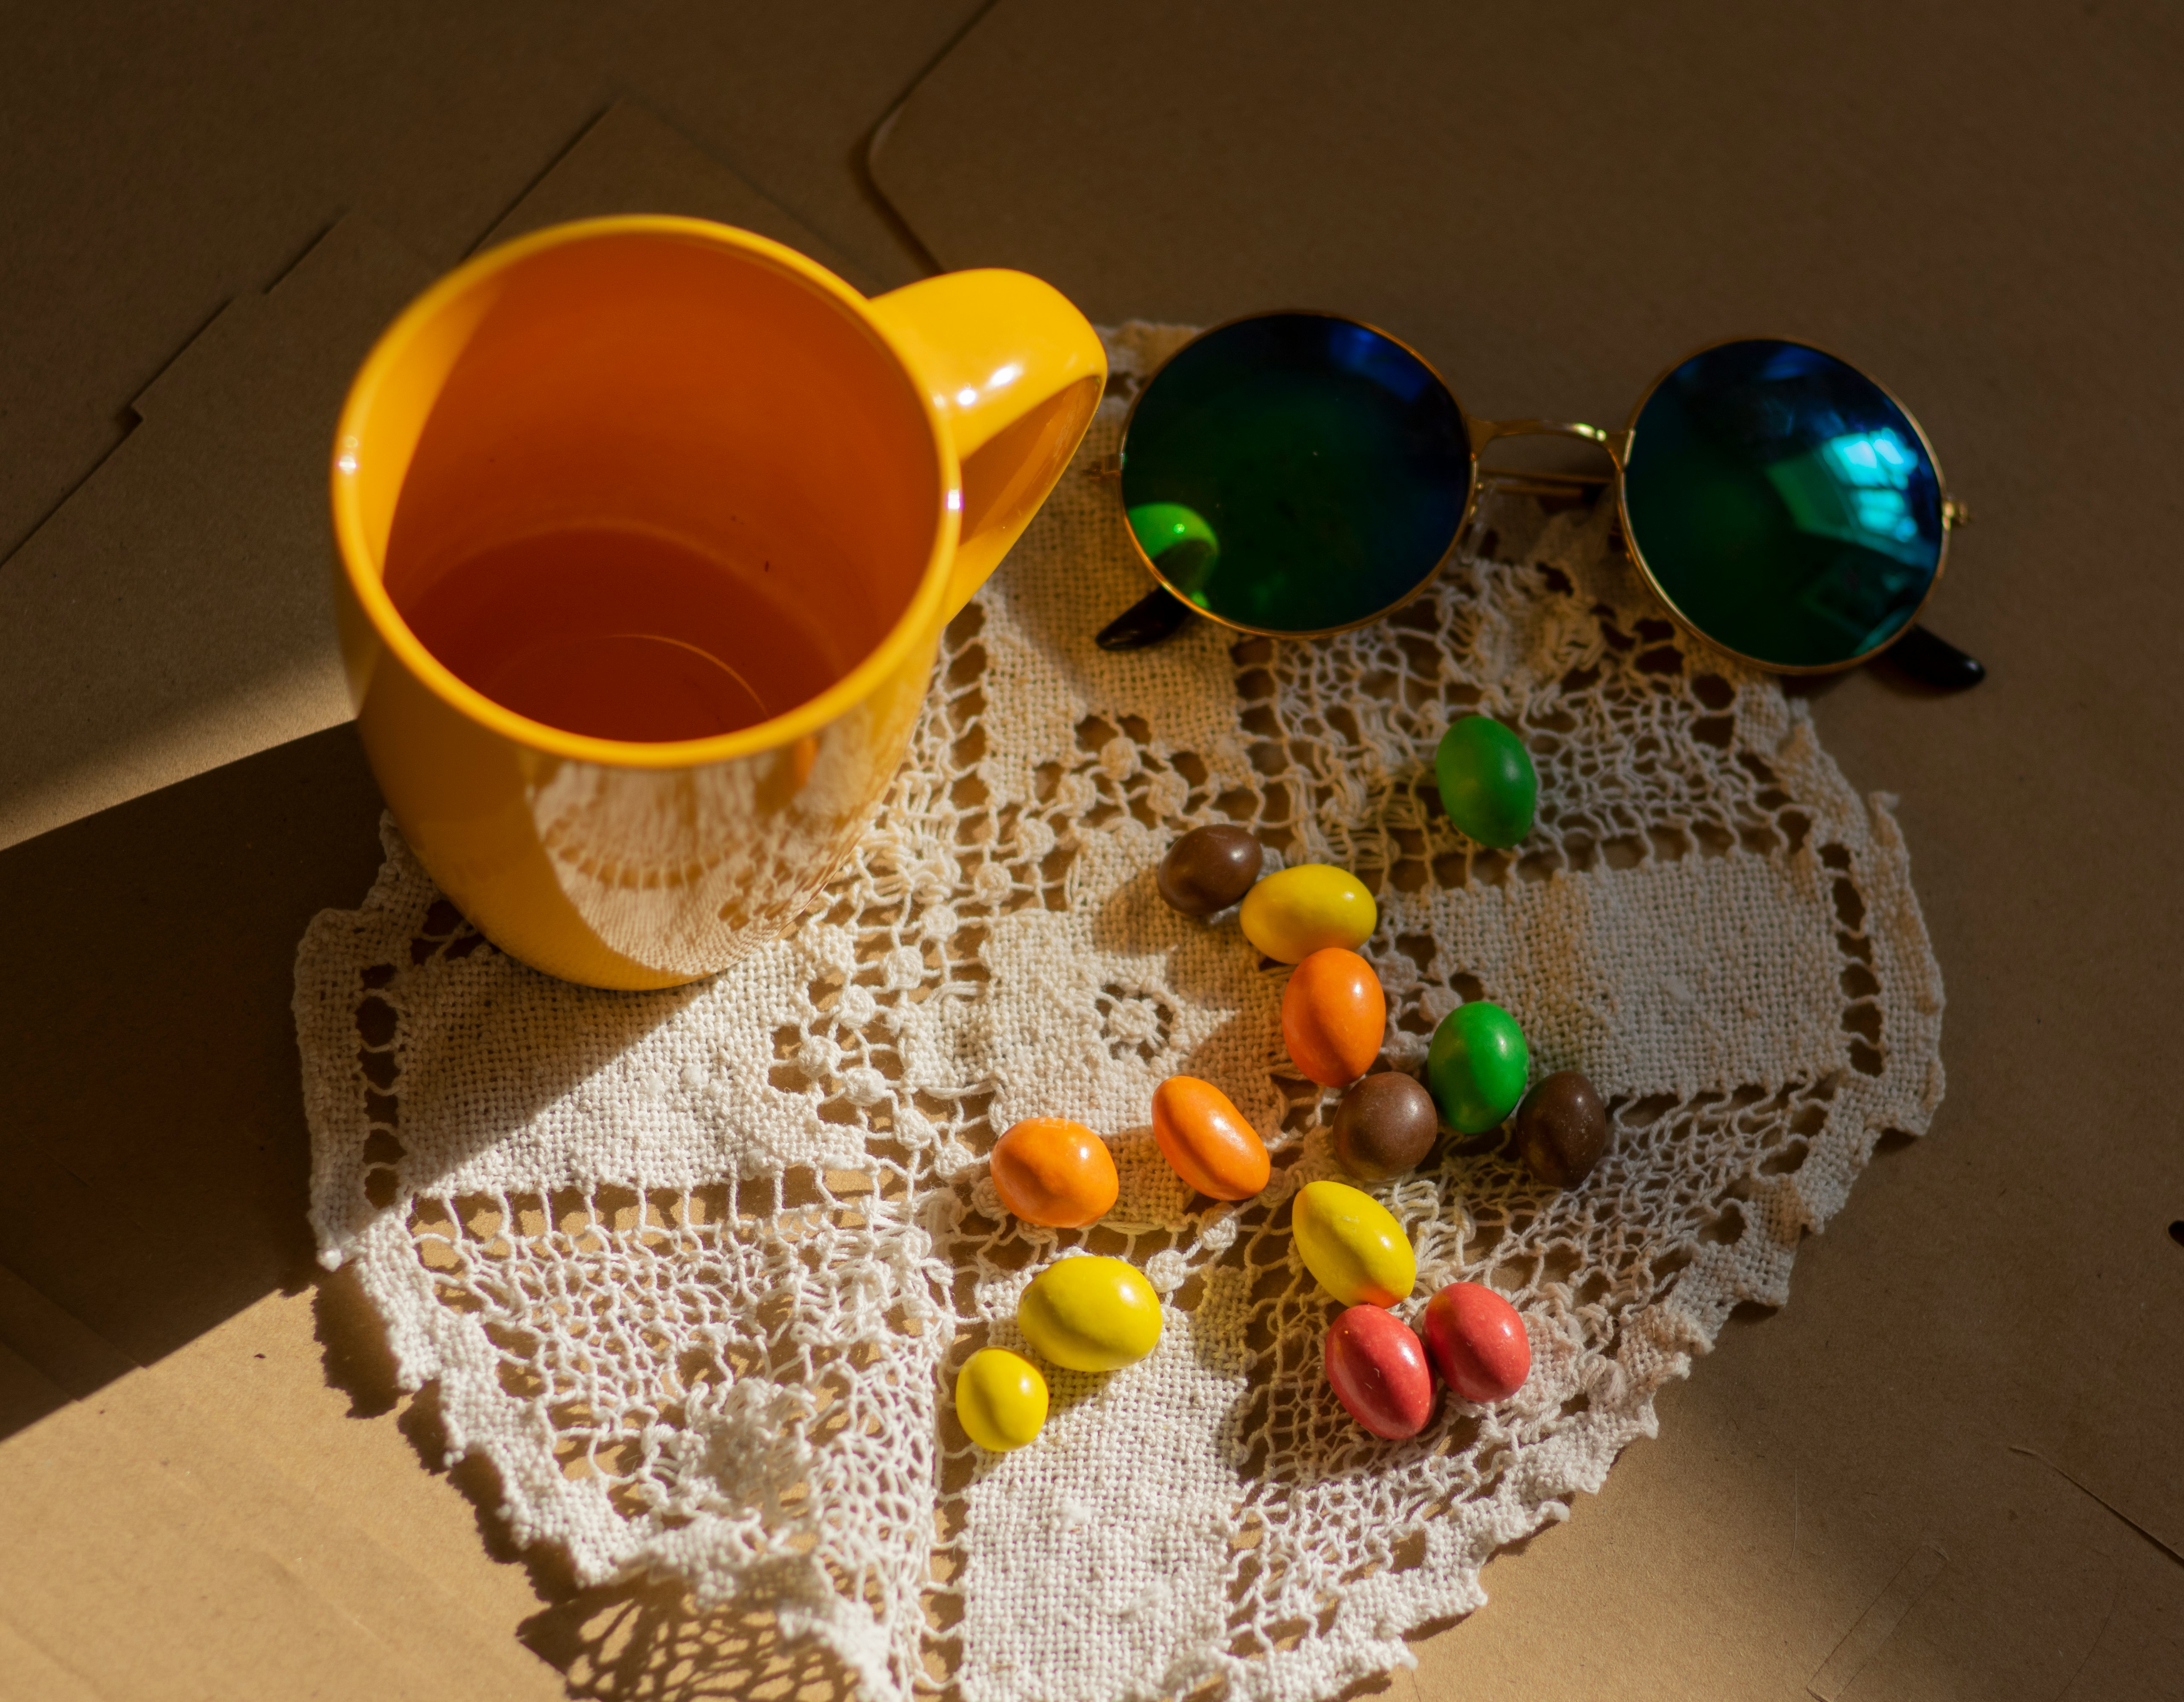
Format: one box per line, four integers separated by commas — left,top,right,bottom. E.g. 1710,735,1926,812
1292,1179,1416,1306
1017,1257,1163,1371
1434,716,1537,848
1239,865,1378,963
1157,824,1263,916
1152,1076,1271,1200
1281,948,1387,1086
1422,1281,1531,1403
1324,1305,1437,1439
1426,1002,1529,1133
1516,1070,1609,1188
955,1347,1049,1451
1331,1073,1438,1181
1424,1285,1529,1407
991,1117,1119,1227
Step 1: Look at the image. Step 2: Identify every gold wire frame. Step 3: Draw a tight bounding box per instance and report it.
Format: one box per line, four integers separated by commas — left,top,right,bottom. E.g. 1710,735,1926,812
1108,316,1963,673
1609,333,1958,676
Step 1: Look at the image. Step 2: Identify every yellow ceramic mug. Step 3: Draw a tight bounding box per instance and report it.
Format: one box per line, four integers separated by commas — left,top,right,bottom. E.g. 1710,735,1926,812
329,217,1105,988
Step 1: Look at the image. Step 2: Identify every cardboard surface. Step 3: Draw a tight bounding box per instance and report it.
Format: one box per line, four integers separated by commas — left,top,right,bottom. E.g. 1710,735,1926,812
0,99,893,853
0,2,977,563
868,2,2184,1694
0,216,433,851
1,1,2180,1697
0,0,989,846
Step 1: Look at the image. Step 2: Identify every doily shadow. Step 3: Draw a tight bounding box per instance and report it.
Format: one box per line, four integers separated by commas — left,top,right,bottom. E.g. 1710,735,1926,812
523,1584,863,1702
317,1258,866,1702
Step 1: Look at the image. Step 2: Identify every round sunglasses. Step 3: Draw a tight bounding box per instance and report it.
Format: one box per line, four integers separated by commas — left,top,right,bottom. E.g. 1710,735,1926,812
1093,313,1981,688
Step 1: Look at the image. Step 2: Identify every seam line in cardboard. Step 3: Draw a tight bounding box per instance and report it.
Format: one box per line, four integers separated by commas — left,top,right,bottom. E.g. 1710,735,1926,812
1805,1543,1947,1702
2010,1445,2184,1572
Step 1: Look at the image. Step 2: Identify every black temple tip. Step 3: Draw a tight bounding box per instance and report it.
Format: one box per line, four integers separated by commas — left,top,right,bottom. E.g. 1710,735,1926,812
1884,624,1987,691
1096,587,1195,651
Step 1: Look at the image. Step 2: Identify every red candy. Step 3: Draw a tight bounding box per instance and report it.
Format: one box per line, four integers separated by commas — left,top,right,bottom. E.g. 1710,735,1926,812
1324,1304,1436,1439
1421,1281,1531,1404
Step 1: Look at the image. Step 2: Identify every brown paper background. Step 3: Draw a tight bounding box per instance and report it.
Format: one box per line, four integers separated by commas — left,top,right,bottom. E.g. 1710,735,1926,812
3,2,2179,1697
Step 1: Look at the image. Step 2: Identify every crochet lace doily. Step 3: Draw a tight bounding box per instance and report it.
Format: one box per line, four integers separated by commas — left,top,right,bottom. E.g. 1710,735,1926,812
296,324,1945,1702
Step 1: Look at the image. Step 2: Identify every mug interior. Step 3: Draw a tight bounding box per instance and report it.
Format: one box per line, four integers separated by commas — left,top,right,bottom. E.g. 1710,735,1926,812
349,225,943,743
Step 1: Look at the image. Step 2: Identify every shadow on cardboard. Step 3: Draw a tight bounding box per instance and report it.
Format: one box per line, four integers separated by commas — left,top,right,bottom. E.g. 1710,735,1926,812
0,724,389,1421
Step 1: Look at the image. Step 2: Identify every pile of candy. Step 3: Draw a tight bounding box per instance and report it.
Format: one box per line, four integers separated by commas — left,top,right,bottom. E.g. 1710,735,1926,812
955,716,1611,1453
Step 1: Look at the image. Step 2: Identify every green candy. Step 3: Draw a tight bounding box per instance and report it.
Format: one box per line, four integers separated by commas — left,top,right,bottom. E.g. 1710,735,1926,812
1427,1002,1530,1133
1435,717,1537,848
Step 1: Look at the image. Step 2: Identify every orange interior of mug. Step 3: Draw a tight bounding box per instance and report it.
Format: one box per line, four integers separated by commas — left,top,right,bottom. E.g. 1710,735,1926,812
335,220,951,753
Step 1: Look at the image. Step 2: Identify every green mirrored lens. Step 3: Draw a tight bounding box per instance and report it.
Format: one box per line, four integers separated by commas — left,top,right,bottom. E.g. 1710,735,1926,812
1623,340,1944,669
1118,314,1472,634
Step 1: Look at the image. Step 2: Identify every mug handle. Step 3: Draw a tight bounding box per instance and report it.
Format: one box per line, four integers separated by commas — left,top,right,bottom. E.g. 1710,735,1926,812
870,271,1108,618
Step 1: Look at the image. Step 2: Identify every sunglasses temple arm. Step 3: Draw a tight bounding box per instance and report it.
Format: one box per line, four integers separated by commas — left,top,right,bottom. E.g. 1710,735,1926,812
1466,410,1629,500
1466,461,1987,687
1091,472,1987,686
1094,468,1620,651
1464,422,1627,514
1473,467,1615,499
1469,418,1632,461
1090,518,1987,687
1096,585,1197,652
1882,624,1987,690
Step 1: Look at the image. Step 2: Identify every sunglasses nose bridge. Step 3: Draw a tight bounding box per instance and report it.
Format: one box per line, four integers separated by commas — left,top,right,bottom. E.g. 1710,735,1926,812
1467,415,1634,467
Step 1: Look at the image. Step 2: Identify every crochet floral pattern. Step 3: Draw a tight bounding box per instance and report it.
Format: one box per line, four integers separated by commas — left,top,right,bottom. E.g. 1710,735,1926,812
296,325,1943,1702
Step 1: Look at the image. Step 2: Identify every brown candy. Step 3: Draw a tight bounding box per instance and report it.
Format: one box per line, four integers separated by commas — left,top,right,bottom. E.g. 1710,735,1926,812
1157,825,1263,917
1516,1069,1608,1187
1330,1071,1438,1181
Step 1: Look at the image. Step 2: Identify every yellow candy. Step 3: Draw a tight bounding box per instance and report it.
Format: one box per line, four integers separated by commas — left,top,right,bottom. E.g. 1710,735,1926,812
1292,1179,1416,1306
1017,1256,1163,1371
1239,865,1378,963
956,1348,1049,1451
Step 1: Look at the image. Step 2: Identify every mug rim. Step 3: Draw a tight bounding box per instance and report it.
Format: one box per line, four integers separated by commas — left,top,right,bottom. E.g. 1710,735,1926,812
330,214,962,770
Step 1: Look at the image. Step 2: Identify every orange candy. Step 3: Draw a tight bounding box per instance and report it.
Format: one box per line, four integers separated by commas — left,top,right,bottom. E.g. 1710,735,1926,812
1151,1077,1272,1201
991,1118,1119,1227
1281,948,1387,1086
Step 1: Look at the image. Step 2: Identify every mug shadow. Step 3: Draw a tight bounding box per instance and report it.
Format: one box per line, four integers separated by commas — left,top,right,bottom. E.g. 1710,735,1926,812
0,723,390,1428
328,838,718,1222
385,953,706,1181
